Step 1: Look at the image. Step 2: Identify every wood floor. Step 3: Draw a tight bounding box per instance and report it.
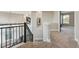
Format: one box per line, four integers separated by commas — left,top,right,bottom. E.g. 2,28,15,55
50,32,78,48
18,26,79,48
18,42,53,48
18,32,78,48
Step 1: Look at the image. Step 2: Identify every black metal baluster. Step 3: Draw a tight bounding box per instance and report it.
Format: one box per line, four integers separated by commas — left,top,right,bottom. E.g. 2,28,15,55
1,29,2,48
21,27,23,41
9,28,11,47
21,27,23,42
31,34,33,42
24,23,26,43
5,28,7,48
19,26,20,43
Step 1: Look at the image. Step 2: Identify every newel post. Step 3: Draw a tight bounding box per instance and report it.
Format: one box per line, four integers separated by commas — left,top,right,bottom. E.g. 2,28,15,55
24,22,26,43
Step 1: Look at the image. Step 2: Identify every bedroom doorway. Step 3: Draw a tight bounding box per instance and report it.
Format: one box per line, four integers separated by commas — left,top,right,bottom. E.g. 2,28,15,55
60,11,74,40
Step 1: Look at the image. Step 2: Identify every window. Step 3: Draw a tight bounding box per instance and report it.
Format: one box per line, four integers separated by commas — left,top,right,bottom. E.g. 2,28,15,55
63,15,70,24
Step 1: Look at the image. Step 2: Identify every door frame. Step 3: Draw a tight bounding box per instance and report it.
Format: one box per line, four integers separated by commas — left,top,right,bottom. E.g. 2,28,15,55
59,11,75,32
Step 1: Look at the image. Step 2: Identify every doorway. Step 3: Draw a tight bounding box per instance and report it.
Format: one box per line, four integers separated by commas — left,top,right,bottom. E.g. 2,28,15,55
60,11,74,40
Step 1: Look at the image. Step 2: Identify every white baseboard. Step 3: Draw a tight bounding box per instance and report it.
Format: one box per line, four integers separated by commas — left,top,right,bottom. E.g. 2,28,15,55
34,38,43,41
43,39,51,42
75,38,79,45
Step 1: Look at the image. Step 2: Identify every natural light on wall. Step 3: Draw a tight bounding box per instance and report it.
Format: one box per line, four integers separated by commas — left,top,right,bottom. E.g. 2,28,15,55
63,15,70,24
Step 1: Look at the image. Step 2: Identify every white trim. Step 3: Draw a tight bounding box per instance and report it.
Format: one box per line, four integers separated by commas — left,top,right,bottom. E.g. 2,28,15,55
75,38,79,45
74,12,79,45
74,12,76,42
43,39,51,42
34,38,43,41
58,11,61,32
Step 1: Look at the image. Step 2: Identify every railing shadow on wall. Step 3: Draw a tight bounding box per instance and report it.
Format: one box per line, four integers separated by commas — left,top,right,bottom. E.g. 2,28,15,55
0,22,33,48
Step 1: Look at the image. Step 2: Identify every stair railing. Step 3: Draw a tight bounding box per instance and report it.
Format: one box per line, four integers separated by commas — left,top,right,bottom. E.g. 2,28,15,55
0,22,33,48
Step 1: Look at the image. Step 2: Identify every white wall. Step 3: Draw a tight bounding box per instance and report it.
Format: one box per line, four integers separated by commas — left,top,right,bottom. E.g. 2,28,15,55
50,11,60,31
31,11,60,41
23,11,32,31
31,11,43,41
69,12,74,26
42,11,60,31
42,11,60,42
0,12,25,24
